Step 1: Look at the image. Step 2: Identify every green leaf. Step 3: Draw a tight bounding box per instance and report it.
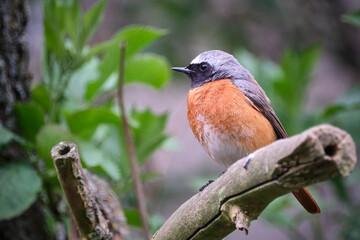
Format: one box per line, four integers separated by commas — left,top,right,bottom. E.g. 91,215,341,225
115,25,168,58
65,1,80,42
235,49,282,101
343,10,360,28
78,140,120,180
235,49,282,83
0,162,42,220
15,103,45,142
64,0,81,51
125,53,170,89
325,109,360,147
44,20,65,60
276,47,320,107
131,109,168,164
85,25,167,100
0,126,15,148
31,84,51,113
65,58,100,103
141,172,162,182
322,84,360,118
80,0,106,49
36,124,76,168
41,48,62,89
82,41,113,62
272,47,320,134
0,126,29,149
322,105,346,118
43,0,67,60
126,211,164,233
337,84,360,107
67,108,119,139
124,209,142,228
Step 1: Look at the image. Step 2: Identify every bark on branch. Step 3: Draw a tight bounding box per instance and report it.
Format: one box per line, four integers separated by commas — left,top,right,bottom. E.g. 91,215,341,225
51,142,128,240
152,124,357,240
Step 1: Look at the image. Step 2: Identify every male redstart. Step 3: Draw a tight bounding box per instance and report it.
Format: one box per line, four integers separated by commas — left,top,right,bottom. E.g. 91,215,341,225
172,50,320,214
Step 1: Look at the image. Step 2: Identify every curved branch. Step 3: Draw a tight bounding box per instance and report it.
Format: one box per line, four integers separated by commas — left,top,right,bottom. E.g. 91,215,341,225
152,124,357,240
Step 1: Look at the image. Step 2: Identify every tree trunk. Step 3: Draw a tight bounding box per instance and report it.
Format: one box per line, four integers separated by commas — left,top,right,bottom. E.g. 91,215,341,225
0,0,51,239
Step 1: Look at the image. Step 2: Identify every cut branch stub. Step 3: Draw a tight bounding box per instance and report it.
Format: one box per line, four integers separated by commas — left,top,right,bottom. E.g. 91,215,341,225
51,141,128,240
152,125,357,240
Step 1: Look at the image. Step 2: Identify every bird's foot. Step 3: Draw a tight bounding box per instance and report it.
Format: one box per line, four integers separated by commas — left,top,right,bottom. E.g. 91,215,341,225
198,180,214,192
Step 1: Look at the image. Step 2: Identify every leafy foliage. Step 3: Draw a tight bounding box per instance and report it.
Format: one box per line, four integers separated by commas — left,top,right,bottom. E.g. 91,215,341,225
343,10,360,28
15,103,45,142
1,0,170,237
0,126,29,148
125,54,170,89
0,162,42,220
131,109,168,164
85,25,168,99
321,84,360,146
67,108,120,139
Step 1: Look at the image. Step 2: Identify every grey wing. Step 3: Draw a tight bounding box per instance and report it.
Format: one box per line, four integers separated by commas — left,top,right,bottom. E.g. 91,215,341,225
232,79,288,139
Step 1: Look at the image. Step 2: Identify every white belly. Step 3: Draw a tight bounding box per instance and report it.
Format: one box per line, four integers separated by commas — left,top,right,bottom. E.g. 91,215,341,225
198,115,251,167
208,137,248,167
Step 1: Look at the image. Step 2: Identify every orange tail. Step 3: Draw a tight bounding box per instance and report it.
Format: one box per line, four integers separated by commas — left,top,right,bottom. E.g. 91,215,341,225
292,187,321,214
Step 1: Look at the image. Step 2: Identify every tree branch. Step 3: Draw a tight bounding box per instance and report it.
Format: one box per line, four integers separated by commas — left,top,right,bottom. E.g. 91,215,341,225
51,142,128,240
117,41,151,239
152,124,357,240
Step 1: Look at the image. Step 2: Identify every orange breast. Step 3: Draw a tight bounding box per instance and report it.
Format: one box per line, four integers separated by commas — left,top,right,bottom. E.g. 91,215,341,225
187,79,277,166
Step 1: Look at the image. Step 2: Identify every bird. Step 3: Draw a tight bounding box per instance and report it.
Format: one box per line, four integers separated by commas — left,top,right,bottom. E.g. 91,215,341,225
172,50,320,214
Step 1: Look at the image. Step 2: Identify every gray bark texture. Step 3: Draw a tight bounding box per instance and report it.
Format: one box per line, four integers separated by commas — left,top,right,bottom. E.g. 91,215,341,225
0,0,30,131
0,1,50,239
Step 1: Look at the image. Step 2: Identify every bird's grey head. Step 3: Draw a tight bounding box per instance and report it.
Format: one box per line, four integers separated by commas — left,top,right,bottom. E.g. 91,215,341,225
172,50,252,89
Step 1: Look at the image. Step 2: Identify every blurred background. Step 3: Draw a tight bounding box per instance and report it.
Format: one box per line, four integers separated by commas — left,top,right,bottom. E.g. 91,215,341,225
2,0,360,239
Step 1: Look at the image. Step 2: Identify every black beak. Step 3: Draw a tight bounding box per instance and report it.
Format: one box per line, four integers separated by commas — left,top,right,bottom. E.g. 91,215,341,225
171,67,194,74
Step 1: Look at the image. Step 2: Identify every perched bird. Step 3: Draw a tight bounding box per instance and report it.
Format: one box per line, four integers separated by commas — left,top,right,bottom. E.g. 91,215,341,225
172,50,320,214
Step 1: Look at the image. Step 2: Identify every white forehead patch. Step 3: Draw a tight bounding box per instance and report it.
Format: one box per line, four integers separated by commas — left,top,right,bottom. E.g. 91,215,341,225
190,55,202,64
190,50,231,66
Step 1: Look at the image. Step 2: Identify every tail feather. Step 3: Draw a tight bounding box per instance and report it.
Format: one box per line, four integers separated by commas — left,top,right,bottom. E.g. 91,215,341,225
292,187,321,214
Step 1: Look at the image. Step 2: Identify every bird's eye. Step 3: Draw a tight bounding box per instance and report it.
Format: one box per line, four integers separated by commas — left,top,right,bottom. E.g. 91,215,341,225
199,63,208,71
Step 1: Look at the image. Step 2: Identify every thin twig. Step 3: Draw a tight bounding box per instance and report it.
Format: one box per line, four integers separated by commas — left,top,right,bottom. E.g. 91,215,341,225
117,41,151,239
